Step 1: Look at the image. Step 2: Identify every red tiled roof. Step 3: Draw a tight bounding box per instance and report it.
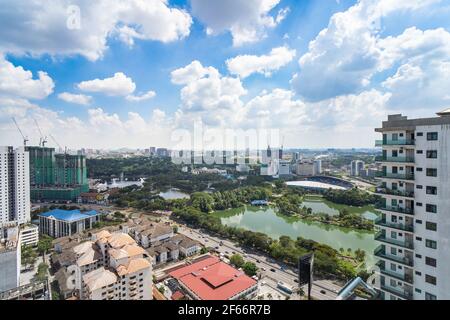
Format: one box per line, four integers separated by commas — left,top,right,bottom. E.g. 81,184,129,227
171,291,185,300
169,256,257,300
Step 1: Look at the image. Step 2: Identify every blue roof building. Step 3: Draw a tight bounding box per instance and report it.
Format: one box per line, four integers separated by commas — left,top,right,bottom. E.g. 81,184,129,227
38,209,101,238
250,200,269,206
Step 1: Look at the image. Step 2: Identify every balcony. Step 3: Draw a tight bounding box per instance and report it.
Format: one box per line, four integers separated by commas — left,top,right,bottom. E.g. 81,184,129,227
375,232,414,249
375,156,415,163
376,204,414,215
375,139,415,147
374,246,414,267
380,284,413,300
375,172,415,181
376,261,414,284
375,188,414,198
375,218,414,232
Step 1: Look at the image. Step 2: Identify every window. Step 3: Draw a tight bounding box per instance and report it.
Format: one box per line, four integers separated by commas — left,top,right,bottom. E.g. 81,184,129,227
415,271,422,276
416,202,423,207
417,150,423,154
417,132,423,137
416,220,422,224
416,185,423,189
426,150,438,158
425,292,437,300
427,132,438,140
416,237,422,241
425,257,437,267
415,254,422,259
426,186,437,195
415,288,422,294
426,239,437,249
426,168,437,177
426,204,437,213
426,221,437,231
425,275,437,285
416,167,423,172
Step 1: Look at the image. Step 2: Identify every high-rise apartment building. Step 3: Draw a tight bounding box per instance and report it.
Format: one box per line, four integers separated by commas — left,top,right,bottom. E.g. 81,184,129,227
0,146,30,226
350,160,365,176
0,227,21,292
374,110,450,300
25,146,88,202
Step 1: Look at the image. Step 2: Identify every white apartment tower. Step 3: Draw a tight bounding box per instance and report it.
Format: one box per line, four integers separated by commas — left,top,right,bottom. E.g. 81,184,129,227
350,160,365,176
0,146,30,226
374,110,450,300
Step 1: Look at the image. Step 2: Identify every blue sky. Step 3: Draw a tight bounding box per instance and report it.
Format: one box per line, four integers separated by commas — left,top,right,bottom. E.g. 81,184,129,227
1,0,449,149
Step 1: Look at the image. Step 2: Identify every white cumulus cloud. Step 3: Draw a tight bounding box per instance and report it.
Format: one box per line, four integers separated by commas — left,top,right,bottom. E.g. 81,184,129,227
58,92,92,105
291,0,443,102
226,46,296,78
126,90,156,102
0,0,192,61
77,72,136,96
0,56,54,100
190,0,287,46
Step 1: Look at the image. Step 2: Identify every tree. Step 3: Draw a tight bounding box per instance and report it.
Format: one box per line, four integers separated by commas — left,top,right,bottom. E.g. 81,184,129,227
35,263,49,282
200,247,209,254
230,254,244,268
173,225,179,234
37,235,53,256
21,245,38,269
355,249,366,262
242,262,258,276
158,286,165,294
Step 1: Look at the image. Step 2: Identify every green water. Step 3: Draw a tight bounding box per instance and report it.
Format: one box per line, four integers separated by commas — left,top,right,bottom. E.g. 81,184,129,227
302,195,379,220
214,205,378,265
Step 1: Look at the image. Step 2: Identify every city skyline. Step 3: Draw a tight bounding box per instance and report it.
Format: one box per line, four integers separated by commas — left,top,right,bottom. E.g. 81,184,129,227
1,0,450,149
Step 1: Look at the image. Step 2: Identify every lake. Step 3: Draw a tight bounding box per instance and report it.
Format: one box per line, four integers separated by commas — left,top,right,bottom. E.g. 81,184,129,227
159,188,190,200
214,205,378,266
302,195,379,220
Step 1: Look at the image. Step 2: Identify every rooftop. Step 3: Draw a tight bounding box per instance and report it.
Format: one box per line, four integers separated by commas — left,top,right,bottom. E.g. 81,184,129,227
39,209,98,222
375,110,450,132
169,256,257,300
83,267,118,292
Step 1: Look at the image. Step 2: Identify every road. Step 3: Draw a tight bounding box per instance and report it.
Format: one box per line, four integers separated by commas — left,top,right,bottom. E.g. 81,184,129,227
178,225,340,300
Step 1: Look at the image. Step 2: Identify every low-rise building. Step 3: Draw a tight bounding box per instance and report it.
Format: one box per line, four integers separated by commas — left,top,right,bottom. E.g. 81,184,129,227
146,234,201,266
131,222,174,248
169,256,258,300
20,224,39,247
38,209,101,238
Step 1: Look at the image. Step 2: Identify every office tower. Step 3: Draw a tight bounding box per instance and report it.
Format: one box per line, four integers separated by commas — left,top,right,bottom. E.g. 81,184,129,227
350,160,365,176
313,160,322,175
374,110,450,300
296,161,314,176
0,146,30,225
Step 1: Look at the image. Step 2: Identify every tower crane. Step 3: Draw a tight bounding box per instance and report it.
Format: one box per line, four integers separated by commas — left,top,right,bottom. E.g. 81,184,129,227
11,117,29,146
33,118,48,147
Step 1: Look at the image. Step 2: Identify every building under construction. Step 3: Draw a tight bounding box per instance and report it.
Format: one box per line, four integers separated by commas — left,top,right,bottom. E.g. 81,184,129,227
26,146,89,202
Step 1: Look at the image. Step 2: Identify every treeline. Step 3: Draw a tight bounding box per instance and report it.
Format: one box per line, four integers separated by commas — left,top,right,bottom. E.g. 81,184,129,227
87,157,179,181
323,188,379,207
172,207,359,280
190,187,272,213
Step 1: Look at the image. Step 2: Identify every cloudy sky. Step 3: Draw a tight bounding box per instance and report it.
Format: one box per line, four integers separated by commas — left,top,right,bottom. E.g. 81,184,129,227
1,0,450,150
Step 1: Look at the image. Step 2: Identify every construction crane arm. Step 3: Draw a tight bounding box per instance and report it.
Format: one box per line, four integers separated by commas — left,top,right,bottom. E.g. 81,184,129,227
12,117,29,146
